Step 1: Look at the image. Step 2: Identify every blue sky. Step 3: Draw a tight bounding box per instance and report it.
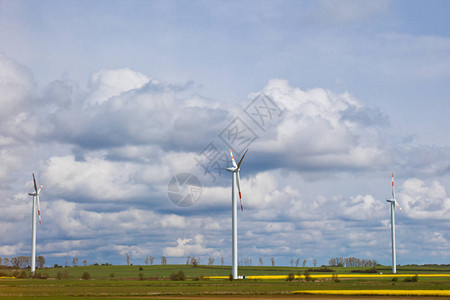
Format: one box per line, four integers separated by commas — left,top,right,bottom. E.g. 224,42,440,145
0,0,449,267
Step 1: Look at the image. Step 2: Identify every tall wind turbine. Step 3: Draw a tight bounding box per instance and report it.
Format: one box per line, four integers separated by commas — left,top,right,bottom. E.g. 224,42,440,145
28,173,43,276
226,149,248,280
386,173,402,274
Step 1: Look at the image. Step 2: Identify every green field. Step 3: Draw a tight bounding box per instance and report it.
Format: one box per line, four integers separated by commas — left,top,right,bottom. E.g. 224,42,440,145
1,265,449,299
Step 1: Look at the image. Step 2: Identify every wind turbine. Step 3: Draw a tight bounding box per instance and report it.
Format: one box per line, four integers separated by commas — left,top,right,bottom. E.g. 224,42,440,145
386,173,402,274
226,149,248,280
28,173,43,276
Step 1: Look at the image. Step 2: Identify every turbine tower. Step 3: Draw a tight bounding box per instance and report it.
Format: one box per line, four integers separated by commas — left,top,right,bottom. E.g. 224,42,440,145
28,173,43,276
226,149,248,280
386,173,402,274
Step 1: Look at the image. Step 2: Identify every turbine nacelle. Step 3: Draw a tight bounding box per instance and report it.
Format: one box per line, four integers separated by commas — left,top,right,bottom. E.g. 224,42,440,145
29,173,43,225
227,149,248,211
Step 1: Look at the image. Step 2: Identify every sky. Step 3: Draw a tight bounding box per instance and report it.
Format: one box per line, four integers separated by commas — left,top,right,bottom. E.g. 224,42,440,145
0,0,449,268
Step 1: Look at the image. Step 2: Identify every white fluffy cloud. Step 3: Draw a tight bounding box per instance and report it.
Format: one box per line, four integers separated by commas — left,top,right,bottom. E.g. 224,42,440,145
86,68,150,105
164,234,218,257
399,178,450,219
253,79,388,171
41,155,150,201
0,55,37,181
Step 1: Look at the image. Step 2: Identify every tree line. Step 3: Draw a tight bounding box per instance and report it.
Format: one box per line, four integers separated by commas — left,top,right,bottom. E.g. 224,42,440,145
328,257,377,267
0,256,45,269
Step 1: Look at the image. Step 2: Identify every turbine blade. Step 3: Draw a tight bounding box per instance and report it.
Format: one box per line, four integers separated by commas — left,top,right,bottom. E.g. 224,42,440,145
237,172,243,211
32,173,38,193
36,195,42,225
391,173,395,200
38,184,43,195
396,200,403,212
237,149,248,169
230,149,237,168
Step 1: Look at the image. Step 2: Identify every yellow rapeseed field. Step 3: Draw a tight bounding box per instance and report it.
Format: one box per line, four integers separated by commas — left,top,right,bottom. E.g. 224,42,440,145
292,290,450,296
206,274,450,280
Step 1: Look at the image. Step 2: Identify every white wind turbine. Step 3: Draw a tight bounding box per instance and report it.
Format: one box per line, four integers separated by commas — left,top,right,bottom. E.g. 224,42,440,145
226,149,248,280
386,173,402,274
28,173,43,276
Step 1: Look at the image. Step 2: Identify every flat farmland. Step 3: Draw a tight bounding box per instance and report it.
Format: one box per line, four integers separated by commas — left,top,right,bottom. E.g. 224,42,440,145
0,265,449,299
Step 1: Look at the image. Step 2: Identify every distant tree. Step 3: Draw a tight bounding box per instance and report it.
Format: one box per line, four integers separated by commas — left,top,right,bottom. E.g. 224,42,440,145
302,259,307,268
57,270,70,279
10,257,20,268
304,270,313,282
295,258,300,267
170,270,186,281
0,257,2,265
290,258,294,267
72,257,78,267
313,259,317,268
81,272,91,280
221,257,224,266
65,256,68,267
161,256,167,265
37,256,45,268
186,256,191,265
258,258,263,266
149,256,154,265
126,253,130,265
83,260,87,266
145,257,149,265
11,256,30,269
190,257,198,267
3,258,9,266
271,257,275,267
328,258,336,267
208,257,214,265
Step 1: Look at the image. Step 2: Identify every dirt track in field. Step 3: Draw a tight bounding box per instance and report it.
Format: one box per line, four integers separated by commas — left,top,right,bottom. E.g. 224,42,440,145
123,296,447,300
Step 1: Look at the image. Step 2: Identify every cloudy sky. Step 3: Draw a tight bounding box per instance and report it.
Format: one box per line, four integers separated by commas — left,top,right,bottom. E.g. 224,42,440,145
1,0,449,267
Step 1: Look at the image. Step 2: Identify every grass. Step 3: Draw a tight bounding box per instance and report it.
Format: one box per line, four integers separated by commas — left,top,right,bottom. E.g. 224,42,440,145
0,264,449,298
293,290,450,296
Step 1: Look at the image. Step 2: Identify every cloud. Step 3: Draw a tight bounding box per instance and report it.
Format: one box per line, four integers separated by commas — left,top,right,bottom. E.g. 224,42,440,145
250,79,388,172
41,155,150,202
86,68,150,105
399,178,450,219
316,0,390,24
42,70,230,153
339,194,385,221
163,234,217,257
0,54,35,120
0,55,37,180
0,243,25,256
